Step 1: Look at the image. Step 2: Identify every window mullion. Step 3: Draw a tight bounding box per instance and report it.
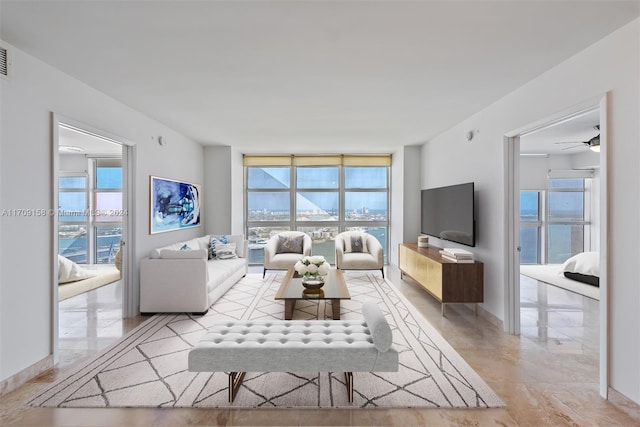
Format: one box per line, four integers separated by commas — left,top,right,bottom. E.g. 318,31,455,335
290,166,296,231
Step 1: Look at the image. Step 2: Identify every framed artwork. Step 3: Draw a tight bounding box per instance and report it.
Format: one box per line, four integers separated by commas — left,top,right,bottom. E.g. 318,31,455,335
149,176,201,234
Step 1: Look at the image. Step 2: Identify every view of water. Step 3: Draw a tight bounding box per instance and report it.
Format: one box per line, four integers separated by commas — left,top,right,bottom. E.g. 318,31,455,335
520,222,584,265
59,234,122,264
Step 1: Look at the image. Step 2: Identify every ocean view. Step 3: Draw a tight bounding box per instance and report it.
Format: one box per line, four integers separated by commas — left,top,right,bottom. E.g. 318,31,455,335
59,233,122,264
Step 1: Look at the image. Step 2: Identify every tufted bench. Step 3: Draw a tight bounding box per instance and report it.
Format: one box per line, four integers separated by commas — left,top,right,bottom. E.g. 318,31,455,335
188,301,398,402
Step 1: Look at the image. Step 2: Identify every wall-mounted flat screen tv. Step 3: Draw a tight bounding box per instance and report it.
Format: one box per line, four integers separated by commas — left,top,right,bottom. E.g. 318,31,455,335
421,182,475,247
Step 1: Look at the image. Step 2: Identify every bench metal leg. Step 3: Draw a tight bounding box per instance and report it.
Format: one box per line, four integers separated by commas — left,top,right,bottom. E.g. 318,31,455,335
344,372,354,403
228,371,354,403
228,371,246,402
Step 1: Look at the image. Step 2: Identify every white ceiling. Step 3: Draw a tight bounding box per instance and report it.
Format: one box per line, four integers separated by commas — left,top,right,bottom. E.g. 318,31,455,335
1,1,637,154
59,125,123,156
520,108,601,155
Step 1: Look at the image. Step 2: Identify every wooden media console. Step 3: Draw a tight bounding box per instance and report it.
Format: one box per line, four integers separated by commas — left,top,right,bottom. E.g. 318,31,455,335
398,243,483,316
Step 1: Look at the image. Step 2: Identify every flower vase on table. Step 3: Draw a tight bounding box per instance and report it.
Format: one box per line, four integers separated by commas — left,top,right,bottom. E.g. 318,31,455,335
294,255,330,289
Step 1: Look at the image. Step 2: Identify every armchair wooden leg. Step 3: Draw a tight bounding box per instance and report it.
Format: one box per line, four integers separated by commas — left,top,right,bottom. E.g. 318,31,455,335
381,268,384,279
263,268,267,278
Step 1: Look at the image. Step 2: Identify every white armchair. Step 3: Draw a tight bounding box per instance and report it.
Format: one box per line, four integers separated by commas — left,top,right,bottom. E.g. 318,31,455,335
263,231,312,278
335,231,384,278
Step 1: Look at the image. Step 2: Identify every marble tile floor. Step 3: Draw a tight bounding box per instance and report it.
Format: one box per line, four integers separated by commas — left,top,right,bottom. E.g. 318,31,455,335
2,267,639,426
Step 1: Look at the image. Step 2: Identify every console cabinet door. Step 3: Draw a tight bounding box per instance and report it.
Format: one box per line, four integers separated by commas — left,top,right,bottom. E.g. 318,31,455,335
399,244,442,300
424,256,443,300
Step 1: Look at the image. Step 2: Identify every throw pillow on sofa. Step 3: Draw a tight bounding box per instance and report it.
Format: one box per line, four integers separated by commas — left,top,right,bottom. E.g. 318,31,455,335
216,243,238,260
209,235,229,259
276,235,304,254
343,232,368,253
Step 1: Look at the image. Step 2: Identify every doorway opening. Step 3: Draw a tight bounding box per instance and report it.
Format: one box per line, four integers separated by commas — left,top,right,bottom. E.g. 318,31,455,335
506,99,608,397
53,117,133,367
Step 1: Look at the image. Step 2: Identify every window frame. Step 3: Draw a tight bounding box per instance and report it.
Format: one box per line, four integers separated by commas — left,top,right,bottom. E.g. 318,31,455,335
92,159,123,264
58,171,89,263
244,157,390,265
545,178,590,263
520,178,591,265
519,190,543,265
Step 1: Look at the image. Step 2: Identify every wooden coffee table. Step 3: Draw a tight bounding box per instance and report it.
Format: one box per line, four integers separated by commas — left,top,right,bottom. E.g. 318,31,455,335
274,268,351,320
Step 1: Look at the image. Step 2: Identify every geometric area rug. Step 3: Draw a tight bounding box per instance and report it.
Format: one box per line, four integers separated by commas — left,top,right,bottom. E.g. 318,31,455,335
28,272,505,409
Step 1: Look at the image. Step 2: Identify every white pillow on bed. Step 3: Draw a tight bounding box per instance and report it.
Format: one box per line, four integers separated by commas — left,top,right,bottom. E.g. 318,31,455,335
561,252,599,277
58,255,96,284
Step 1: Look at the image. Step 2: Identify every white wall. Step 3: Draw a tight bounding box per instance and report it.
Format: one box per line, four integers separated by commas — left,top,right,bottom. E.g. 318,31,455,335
203,146,232,234
230,148,244,235
0,42,204,383
203,146,245,236
388,148,405,267
421,19,639,402
519,156,550,190
59,153,88,171
402,146,422,245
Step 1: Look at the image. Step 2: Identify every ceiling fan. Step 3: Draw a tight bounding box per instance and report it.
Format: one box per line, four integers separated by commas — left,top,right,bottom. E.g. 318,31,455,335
554,125,600,152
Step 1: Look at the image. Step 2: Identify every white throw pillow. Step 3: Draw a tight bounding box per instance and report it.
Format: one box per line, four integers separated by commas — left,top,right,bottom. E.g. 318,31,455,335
196,235,211,251
215,243,238,260
561,252,600,277
58,255,95,284
185,238,201,251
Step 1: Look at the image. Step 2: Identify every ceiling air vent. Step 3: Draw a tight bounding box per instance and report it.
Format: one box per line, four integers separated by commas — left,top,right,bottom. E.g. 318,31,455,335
0,46,8,78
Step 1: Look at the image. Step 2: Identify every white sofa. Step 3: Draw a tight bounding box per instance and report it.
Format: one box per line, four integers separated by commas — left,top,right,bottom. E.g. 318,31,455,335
140,234,248,315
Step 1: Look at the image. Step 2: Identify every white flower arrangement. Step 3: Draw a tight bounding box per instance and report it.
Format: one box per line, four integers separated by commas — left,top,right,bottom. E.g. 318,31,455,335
294,255,330,278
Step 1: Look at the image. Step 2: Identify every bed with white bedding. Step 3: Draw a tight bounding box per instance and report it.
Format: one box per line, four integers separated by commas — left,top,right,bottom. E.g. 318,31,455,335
58,255,121,301
560,251,600,287
520,252,600,300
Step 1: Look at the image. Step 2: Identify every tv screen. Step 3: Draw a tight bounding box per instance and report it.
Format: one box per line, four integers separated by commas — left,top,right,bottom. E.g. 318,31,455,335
421,182,475,247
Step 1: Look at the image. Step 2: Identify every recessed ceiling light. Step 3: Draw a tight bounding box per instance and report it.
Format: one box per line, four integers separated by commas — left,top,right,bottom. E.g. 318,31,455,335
59,145,84,153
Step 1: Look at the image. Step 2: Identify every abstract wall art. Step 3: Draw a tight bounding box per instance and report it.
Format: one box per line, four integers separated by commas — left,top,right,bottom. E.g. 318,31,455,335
149,176,201,234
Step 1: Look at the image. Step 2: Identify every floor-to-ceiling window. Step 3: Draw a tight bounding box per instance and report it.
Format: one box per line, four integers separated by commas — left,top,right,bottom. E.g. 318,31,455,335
58,158,123,264
245,155,390,265
58,173,90,263
519,190,542,264
546,177,589,263
520,174,591,264
93,158,123,264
